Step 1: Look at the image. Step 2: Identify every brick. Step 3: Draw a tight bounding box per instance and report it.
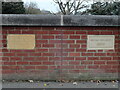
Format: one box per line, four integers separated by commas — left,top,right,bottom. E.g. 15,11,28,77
81,45,87,48
2,57,9,61
42,53,54,56
24,66,35,69
63,40,75,43
75,57,86,60
36,66,48,69
30,62,42,65
0,40,7,43
9,50,23,52
22,31,34,34
99,65,111,69
56,44,68,48
36,40,48,43
82,53,93,56
112,65,119,69
63,31,74,34
70,44,80,48
49,66,56,69
2,49,9,52
100,57,111,60
17,62,29,65
4,53,15,56
94,61,105,64
100,31,113,35
88,65,99,69
81,61,93,64
88,57,99,60
76,31,86,34
98,50,103,52
88,31,99,35
0,53,3,56
87,50,96,52
49,57,61,61
15,27,29,30
55,61,69,66
22,50,35,52
29,53,41,56
42,44,54,48
76,49,86,52
63,57,74,60
35,31,49,34
36,34,42,39
4,62,16,65
55,53,68,56
16,53,28,56
75,66,86,69
107,53,118,56
49,49,62,52
113,31,119,35
69,61,80,65
107,61,119,64
94,53,106,56
2,66,21,70
63,49,74,52
76,40,86,43
10,57,22,61
2,70,16,74
36,49,48,52
43,62,54,65
49,31,61,34
60,66,74,69
42,35,54,39
81,35,87,39
113,57,118,60
70,36,80,39
36,57,48,61
2,27,14,30
69,53,80,57
2,31,7,34
16,70,27,73
50,40,62,43
8,30,21,34
24,57,35,61
56,35,68,39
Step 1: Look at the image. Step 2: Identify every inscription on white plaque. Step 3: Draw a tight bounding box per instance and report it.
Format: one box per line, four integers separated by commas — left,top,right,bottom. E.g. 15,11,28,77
87,35,115,50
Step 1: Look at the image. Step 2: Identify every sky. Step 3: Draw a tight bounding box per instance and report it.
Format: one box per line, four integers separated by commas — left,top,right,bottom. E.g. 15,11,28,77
22,0,59,12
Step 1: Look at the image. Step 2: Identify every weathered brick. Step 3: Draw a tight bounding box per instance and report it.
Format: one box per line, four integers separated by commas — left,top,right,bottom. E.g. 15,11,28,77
36,66,48,69
42,35,54,39
10,57,22,61
70,44,80,48
69,53,80,57
70,36,80,39
75,57,86,60
76,40,86,43
43,62,54,65
88,57,99,60
94,61,105,64
30,62,42,65
69,61,80,65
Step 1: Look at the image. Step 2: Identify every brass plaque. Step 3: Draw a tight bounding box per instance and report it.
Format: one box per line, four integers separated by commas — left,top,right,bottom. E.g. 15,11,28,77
87,35,115,50
7,34,35,49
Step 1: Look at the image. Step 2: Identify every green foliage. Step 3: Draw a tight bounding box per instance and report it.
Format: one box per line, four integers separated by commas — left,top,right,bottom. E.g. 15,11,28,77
84,2,120,15
2,2,25,14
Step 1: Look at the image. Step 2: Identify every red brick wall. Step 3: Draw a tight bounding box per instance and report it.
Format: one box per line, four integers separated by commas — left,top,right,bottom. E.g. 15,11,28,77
1,26,120,80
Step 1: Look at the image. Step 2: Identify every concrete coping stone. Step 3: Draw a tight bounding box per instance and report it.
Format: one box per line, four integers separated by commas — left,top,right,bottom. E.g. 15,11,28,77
1,14,120,26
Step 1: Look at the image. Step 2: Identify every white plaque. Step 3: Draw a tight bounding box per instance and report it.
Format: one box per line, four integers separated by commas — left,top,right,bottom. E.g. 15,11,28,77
87,35,115,50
